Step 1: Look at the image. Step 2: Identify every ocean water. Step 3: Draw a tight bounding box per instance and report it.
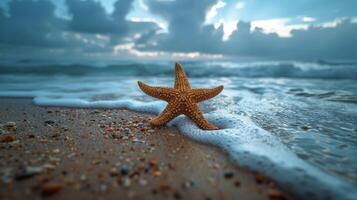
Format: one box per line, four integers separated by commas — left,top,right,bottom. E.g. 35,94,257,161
1,60,357,199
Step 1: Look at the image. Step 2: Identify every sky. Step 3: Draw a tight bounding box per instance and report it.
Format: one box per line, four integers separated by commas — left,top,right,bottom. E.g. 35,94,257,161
0,0,356,62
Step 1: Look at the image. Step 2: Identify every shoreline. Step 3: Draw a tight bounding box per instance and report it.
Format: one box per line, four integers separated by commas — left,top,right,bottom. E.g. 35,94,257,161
0,98,292,199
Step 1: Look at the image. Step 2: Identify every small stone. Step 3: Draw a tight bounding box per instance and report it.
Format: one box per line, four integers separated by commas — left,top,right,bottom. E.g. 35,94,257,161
255,174,265,184
4,122,16,131
234,180,241,187
43,164,56,170
0,134,16,143
124,128,131,135
80,174,87,181
41,182,63,196
267,188,284,199
182,179,195,188
52,149,60,153
40,138,48,144
139,179,147,186
159,181,171,191
223,171,234,179
15,166,43,180
100,184,108,192
123,177,131,187
152,170,162,177
44,120,55,126
149,156,158,166
120,165,130,175
110,167,119,177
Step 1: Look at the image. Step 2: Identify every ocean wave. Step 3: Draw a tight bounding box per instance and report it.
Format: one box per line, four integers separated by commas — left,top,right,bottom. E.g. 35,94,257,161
32,97,357,200
1,61,357,80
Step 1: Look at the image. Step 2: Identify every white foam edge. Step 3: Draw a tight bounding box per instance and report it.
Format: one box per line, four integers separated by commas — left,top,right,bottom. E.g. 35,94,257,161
33,96,357,200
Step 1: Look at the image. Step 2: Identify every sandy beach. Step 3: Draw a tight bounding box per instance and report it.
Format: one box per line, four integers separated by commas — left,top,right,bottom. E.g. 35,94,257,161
0,98,292,200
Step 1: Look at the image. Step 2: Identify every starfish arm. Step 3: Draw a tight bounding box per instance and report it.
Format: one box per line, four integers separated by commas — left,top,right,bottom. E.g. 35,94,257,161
184,100,218,130
174,63,191,90
150,101,181,126
137,81,174,101
190,85,224,102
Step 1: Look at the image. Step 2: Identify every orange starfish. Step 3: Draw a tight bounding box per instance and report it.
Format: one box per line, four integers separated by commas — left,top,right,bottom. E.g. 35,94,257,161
137,63,224,130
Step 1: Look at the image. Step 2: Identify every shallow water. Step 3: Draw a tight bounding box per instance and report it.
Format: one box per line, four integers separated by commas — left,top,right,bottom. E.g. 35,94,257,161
0,60,356,199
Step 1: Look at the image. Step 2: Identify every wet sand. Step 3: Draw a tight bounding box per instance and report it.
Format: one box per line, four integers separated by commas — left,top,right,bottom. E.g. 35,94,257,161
0,98,292,200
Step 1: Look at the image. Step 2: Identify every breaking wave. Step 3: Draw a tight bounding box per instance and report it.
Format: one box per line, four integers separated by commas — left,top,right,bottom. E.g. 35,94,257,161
1,60,357,80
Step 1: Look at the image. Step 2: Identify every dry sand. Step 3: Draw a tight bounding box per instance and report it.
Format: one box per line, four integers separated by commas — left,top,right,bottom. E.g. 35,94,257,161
0,98,293,200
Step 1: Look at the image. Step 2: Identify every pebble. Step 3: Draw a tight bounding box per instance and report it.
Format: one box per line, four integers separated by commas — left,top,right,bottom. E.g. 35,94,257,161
123,177,131,187
183,180,195,188
153,170,162,177
41,182,63,196
139,179,147,186
0,134,16,143
80,174,87,181
120,165,130,175
267,188,284,199
124,128,131,135
224,171,234,179
40,138,48,144
4,122,16,131
109,167,119,177
43,163,56,170
100,184,108,192
149,156,158,166
44,120,55,126
255,174,265,184
15,166,43,180
52,149,60,153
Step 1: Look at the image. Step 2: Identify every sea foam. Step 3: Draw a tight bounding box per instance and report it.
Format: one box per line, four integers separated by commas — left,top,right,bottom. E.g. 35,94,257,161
33,96,357,200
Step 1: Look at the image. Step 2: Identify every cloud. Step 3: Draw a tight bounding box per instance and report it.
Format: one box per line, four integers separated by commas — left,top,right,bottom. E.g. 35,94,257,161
301,16,316,23
66,0,124,34
0,0,356,61
140,0,224,53
136,0,357,60
224,19,357,59
206,0,226,22
251,18,308,37
0,0,67,47
0,0,159,59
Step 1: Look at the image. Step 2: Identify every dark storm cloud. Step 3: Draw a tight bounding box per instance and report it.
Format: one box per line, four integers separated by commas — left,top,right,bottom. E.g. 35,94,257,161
142,0,224,53
66,0,158,44
0,0,66,47
0,0,158,55
66,0,133,36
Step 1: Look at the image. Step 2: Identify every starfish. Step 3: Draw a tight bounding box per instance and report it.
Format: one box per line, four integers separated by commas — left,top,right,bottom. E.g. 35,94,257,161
137,63,224,130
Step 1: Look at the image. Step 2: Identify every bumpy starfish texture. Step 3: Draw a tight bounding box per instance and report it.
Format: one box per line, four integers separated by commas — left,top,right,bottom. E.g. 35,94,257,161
138,63,224,130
